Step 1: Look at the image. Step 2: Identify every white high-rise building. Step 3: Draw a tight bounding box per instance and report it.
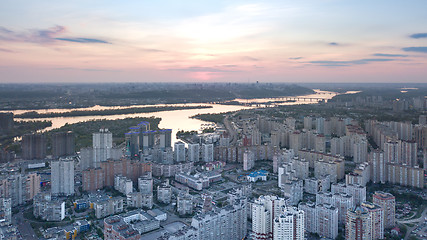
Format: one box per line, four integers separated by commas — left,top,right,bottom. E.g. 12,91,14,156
174,141,186,162
187,143,200,162
353,138,368,163
369,150,386,184
243,150,255,171
191,197,247,240
384,140,399,164
93,128,113,167
51,158,74,196
316,203,339,239
252,195,287,240
304,116,313,130
273,205,305,240
316,117,325,134
201,143,214,162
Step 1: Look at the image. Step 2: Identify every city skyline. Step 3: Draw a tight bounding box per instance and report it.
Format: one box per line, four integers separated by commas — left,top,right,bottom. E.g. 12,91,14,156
1,0,427,83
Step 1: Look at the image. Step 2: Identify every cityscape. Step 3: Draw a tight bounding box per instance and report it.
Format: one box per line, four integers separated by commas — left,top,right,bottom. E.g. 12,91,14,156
1,1,427,240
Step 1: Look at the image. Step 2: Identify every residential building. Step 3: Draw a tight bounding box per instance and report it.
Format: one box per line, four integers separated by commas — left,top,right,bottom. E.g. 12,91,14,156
51,157,75,196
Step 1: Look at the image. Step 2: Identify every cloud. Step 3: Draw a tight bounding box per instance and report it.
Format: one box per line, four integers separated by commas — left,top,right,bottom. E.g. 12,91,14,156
54,67,121,72
0,48,14,53
373,53,408,57
410,33,427,39
140,48,165,52
0,25,110,44
402,47,427,53
241,56,259,61
167,66,240,72
329,42,339,46
309,58,396,67
55,38,110,44
289,57,303,60
221,64,237,67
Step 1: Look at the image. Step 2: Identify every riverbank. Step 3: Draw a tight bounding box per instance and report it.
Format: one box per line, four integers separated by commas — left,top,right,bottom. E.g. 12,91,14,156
15,105,212,118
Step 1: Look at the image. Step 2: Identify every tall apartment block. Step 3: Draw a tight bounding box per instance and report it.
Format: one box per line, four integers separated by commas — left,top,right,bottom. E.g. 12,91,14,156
372,191,395,229
22,133,46,160
52,131,75,158
51,157,75,196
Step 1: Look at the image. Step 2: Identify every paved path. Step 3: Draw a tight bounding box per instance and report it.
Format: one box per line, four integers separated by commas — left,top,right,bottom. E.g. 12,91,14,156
13,211,38,240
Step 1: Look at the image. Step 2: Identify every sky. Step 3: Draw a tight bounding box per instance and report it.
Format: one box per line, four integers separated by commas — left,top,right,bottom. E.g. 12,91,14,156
1,0,427,83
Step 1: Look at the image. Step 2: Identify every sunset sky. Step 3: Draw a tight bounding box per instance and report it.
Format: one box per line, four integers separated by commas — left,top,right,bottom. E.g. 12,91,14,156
1,0,427,83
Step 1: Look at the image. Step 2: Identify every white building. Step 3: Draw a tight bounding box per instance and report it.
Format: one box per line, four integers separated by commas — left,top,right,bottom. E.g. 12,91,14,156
187,143,200,162
201,143,214,162
138,173,153,194
93,128,113,166
316,203,338,239
114,175,133,195
331,183,366,206
243,150,255,171
252,195,287,240
191,198,247,240
174,141,186,162
273,205,305,240
51,157,74,196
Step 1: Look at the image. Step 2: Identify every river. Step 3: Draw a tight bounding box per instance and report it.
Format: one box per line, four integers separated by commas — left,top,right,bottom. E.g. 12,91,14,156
3,89,339,144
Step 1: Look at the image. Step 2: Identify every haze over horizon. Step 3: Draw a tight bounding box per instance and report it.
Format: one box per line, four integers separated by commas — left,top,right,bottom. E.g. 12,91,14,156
1,0,427,83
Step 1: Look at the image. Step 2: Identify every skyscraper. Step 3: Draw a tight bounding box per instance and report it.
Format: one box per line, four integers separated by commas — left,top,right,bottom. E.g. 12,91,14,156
361,202,384,240
273,205,305,240
52,131,75,158
252,195,287,240
201,143,214,162
22,133,46,160
51,157,75,196
372,191,395,229
187,143,200,162
93,128,113,167
345,206,373,240
174,141,186,162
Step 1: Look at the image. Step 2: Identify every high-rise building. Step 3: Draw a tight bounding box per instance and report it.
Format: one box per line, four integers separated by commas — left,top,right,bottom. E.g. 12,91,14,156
22,133,46,160
372,191,395,229
316,117,325,134
82,168,104,192
316,203,338,239
384,140,399,164
201,143,214,162
191,197,247,240
252,195,287,240
304,116,313,130
361,202,384,240
243,150,255,171
369,150,386,184
52,131,75,158
0,113,13,134
345,206,373,240
93,128,113,167
398,140,417,166
273,205,305,240
187,143,200,162
51,157,75,196
174,141,186,162
331,183,366,206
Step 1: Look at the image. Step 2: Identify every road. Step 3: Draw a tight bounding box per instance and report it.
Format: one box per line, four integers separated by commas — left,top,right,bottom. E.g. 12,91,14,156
13,211,38,240
224,117,237,145
400,208,427,240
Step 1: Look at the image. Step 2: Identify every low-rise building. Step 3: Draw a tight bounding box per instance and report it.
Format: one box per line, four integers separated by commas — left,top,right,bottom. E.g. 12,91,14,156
33,193,65,222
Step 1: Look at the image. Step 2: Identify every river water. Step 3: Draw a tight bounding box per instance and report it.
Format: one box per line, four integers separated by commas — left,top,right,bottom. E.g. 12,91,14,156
3,89,339,143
